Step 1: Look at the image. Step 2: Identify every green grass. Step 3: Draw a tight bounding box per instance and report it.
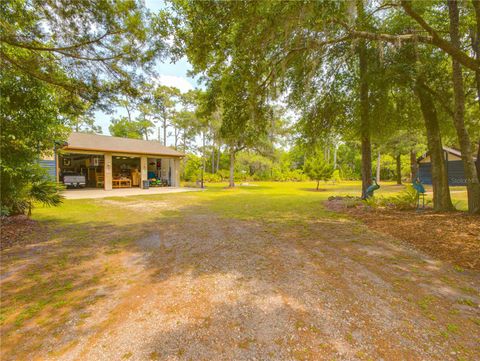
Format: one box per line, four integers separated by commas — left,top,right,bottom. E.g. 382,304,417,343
32,181,469,226
457,298,477,308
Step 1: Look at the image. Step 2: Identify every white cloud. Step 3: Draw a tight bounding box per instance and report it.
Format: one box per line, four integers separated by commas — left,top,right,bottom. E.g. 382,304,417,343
155,75,194,93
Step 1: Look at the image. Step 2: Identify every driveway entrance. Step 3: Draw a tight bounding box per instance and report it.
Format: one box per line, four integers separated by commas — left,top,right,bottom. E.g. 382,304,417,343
62,187,201,199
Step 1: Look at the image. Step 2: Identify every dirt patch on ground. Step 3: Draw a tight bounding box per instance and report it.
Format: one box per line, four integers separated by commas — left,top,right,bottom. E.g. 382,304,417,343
0,215,48,250
2,197,479,361
326,199,480,270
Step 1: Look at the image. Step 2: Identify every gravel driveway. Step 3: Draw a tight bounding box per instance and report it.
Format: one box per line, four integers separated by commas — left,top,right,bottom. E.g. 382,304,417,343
2,199,479,360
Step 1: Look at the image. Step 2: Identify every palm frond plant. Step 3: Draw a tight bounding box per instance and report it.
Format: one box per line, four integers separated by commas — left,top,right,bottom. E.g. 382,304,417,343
1,165,64,216
25,179,64,216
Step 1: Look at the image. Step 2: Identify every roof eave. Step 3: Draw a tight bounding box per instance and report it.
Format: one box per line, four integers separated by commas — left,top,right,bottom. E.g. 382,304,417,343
417,147,478,163
62,146,184,158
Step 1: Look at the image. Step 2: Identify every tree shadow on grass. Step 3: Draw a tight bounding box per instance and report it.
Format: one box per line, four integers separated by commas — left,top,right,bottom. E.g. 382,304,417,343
1,198,337,359
139,300,339,361
299,188,329,192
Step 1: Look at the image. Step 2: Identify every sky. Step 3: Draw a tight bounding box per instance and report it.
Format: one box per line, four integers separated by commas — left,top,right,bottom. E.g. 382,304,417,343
94,0,199,136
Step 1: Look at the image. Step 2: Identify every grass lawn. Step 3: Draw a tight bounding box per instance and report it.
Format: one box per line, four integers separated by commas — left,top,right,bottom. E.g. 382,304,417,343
1,181,478,361
38,180,470,224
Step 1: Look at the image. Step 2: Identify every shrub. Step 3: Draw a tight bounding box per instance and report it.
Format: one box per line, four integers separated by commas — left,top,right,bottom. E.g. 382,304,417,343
285,169,308,181
181,155,202,182
331,169,341,183
217,169,230,181
363,196,380,209
1,165,64,216
362,185,424,210
391,185,419,210
271,168,307,182
25,178,64,215
203,172,223,183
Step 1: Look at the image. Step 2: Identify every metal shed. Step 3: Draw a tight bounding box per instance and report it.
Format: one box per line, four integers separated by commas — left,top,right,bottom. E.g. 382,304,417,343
417,146,477,186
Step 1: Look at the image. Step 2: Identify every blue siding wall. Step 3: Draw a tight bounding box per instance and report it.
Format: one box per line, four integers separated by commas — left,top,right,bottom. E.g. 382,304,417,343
447,160,467,186
418,160,467,186
418,163,432,185
38,160,56,180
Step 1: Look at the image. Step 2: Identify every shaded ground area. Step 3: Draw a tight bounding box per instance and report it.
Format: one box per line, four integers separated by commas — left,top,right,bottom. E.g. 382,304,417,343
1,182,479,361
326,199,480,271
0,215,48,250
62,186,200,199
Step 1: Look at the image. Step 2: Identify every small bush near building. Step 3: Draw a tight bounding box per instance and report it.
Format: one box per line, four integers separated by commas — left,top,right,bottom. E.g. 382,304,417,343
1,165,64,216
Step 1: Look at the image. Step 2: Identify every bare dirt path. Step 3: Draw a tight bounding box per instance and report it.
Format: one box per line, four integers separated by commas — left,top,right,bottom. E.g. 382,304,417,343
1,198,479,361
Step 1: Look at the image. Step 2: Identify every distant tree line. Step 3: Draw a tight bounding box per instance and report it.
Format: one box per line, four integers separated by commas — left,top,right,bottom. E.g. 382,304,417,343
170,0,480,213
2,0,480,215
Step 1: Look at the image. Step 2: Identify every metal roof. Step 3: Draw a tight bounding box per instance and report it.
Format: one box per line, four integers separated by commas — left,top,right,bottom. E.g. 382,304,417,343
417,146,477,163
62,132,184,157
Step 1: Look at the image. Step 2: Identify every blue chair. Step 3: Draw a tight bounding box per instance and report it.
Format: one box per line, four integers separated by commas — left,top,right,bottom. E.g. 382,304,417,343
413,178,426,209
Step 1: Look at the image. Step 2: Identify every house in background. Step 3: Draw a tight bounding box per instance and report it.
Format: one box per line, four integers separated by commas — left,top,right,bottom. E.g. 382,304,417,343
417,146,477,186
41,132,183,190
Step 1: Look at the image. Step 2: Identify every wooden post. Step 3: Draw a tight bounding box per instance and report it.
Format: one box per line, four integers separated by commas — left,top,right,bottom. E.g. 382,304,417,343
173,158,181,187
55,152,60,183
140,156,148,189
104,153,112,190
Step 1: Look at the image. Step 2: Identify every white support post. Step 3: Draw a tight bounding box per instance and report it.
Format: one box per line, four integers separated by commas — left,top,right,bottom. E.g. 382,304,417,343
104,153,112,190
173,158,181,187
141,156,148,189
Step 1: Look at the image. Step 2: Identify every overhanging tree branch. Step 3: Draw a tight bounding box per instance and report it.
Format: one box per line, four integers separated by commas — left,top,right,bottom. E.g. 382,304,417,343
0,31,119,52
55,49,126,62
349,30,431,44
1,52,84,94
400,0,480,71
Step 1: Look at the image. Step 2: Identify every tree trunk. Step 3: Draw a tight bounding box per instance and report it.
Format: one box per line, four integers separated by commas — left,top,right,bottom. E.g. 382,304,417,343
410,150,418,182
448,0,480,214
357,0,372,198
469,1,480,182
360,134,372,198
376,151,381,182
477,140,480,182
316,180,320,191
414,77,454,211
359,41,372,197
211,147,215,174
201,132,206,188
163,118,167,146
229,149,235,188
125,105,132,122
216,147,220,173
396,154,402,185
471,0,480,111
333,145,338,169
